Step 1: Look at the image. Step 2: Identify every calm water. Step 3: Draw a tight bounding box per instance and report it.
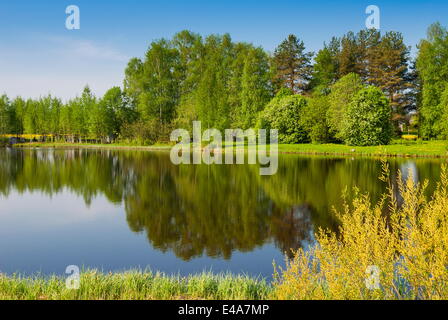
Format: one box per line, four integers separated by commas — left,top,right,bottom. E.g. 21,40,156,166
0,148,445,279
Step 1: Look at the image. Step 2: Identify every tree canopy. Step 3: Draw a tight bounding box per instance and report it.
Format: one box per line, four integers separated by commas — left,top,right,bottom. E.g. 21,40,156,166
1,23,447,147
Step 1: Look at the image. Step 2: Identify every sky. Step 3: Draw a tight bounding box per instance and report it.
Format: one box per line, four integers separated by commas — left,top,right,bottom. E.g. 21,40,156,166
0,0,447,101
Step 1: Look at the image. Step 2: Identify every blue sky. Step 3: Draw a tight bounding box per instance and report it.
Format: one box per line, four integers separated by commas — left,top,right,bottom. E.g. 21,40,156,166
1,0,447,100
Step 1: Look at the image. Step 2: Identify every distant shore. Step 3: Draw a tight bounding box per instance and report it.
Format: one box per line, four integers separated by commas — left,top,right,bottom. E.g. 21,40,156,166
9,140,448,158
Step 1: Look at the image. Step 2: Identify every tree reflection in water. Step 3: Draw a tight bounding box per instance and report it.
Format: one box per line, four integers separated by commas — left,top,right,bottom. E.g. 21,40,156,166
0,148,443,260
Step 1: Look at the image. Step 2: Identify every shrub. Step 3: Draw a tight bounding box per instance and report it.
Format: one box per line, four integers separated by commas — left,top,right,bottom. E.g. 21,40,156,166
327,73,364,141
259,92,308,144
300,95,331,144
119,120,158,145
273,163,448,300
341,87,392,146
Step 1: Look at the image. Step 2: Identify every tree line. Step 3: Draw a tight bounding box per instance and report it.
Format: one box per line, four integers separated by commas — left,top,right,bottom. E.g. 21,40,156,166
1,23,447,146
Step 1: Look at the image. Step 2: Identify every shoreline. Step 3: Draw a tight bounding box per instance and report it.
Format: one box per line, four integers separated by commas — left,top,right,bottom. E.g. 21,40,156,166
8,141,448,159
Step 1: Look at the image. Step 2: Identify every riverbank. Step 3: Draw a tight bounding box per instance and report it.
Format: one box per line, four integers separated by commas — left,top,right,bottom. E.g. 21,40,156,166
11,140,448,158
0,271,271,300
278,140,448,157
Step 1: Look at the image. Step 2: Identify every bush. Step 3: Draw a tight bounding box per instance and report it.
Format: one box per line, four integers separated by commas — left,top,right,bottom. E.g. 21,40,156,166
327,73,364,141
119,120,158,145
273,163,448,300
259,92,308,144
300,95,331,144
341,87,392,146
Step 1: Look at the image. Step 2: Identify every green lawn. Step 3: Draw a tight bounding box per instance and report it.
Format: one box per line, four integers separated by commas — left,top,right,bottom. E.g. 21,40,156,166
276,140,448,157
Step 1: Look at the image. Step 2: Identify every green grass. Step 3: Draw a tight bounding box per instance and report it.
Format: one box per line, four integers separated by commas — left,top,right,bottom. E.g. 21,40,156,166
11,140,448,158
0,270,272,300
276,140,448,157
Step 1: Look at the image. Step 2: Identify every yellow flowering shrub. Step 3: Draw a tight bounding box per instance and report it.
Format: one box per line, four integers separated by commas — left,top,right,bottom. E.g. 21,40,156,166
273,162,448,300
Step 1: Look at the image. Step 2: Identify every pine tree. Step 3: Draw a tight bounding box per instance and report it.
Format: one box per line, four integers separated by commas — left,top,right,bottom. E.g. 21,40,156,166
367,31,411,132
273,35,313,94
338,32,361,77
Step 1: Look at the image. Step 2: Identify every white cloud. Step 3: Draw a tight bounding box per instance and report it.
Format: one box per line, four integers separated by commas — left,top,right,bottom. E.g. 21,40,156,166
49,36,130,62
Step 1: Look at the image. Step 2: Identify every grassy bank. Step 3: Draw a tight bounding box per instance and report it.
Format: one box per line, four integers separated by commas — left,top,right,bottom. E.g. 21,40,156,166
277,140,448,157
0,271,271,300
11,140,448,157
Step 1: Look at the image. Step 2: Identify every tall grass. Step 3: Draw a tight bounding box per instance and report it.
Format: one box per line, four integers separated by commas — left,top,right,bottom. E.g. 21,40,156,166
273,162,448,300
0,271,271,300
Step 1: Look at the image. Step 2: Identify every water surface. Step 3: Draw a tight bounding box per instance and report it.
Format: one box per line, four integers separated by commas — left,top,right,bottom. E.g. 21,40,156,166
0,148,444,278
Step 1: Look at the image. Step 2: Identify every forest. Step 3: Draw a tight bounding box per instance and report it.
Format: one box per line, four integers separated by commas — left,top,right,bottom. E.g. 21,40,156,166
1,23,448,147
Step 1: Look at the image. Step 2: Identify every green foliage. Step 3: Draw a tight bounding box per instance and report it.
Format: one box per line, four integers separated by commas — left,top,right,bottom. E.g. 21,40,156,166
311,45,338,93
120,119,159,145
195,34,234,130
300,95,331,144
93,87,137,141
439,84,448,138
341,87,392,146
172,94,198,133
2,25,448,147
259,92,308,144
239,47,272,129
327,73,364,140
416,23,448,139
310,30,414,133
0,95,11,135
368,31,411,127
138,39,180,125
